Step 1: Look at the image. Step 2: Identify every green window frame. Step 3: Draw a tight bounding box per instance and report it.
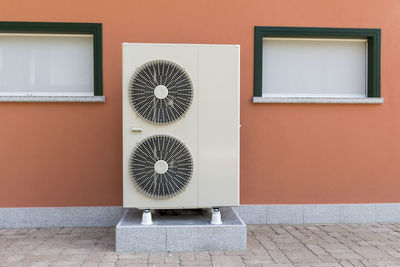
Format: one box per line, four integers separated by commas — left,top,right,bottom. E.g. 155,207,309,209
254,26,381,98
0,21,103,96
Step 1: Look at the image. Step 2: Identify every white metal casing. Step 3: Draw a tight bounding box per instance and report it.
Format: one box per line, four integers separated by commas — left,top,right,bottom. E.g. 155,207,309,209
122,43,240,209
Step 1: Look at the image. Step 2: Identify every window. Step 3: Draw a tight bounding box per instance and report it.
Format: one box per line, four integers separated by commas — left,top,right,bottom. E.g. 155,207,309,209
0,22,103,102
253,27,382,104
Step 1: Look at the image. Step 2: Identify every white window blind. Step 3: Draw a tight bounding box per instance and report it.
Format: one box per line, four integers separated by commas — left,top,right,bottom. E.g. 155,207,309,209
262,38,367,98
0,33,94,96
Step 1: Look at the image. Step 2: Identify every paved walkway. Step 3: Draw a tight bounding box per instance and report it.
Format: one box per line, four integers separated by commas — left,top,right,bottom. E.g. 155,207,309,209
2,224,400,266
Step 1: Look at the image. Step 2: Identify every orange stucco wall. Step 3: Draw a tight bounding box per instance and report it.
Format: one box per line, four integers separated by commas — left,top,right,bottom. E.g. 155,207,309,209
1,0,399,207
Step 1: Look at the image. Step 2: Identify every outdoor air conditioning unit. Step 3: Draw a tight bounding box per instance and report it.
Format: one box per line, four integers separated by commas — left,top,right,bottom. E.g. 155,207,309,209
122,43,240,210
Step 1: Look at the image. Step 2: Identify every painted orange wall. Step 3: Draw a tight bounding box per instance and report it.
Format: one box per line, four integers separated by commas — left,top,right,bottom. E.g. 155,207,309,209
0,0,399,207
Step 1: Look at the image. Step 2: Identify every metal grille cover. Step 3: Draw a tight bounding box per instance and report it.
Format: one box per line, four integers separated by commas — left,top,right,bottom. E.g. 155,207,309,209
129,135,193,199
129,60,193,124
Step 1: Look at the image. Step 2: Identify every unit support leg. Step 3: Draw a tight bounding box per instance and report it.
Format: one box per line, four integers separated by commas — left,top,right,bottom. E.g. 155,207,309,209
210,207,222,225
141,209,153,225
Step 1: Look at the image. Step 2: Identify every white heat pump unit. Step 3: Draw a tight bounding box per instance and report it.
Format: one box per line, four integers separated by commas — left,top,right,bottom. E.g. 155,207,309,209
122,43,240,209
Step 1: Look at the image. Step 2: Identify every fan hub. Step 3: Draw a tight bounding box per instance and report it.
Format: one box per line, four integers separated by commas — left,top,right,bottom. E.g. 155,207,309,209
154,160,168,174
154,85,168,100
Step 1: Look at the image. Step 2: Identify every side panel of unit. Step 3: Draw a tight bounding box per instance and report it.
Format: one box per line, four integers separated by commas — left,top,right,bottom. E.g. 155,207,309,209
122,44,199,209
198,45,240,207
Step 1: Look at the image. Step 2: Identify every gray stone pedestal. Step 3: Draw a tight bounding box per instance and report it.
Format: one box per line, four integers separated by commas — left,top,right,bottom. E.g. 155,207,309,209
115,207,246,252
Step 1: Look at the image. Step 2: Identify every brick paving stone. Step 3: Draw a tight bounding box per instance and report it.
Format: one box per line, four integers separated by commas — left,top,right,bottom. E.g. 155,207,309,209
242,255,274,264
305,244,328,255
81,263,99,267
325,250,363,260
177,252,195,260
225,249,254,256
84,256,103,263
267,249,291,264
181,262,212,266
377,245,400,258
118,253,148,259
4,254,25,263
261,264,293,267
180,259,211,266
338,260,354,267
163,254,179,263
309,263,341,267
62,248,90,255
54,254,88,262
148,252,164,264
367,258,400,266
355,231,387,242
181,265,212,267
277,243,306,252
359,259,377,267
208,250,225,256
194,252,211,260
31,261,51,267
146,264,179,267
283,249,321,264
50,262,81,266
270,225,291,236
351,246,394,259
248,236,265,249
253,225,276,234
101,255,117,263
319,243,347,250
257,237,280,250
211,255,244,267
116,258,148,264
251,248,270,255
316,254,337,263
347,259,364,266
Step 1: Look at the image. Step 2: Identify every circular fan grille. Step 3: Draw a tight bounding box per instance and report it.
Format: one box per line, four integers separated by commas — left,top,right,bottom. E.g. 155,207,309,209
129,135,193,199
129,60,193,124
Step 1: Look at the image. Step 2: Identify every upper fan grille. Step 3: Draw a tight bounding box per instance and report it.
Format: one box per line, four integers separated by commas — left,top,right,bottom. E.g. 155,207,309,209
129,135,193,199
129,60,193,124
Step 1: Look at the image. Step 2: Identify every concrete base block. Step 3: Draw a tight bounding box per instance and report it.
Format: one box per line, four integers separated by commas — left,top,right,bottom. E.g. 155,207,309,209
115,207,246,253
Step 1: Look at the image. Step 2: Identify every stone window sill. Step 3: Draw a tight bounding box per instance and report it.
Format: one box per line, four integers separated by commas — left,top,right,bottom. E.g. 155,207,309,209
253,97,384,104
0,96,105,102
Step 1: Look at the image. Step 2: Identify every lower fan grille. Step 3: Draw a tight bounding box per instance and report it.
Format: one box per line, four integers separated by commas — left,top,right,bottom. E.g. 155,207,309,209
129,135,193,199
